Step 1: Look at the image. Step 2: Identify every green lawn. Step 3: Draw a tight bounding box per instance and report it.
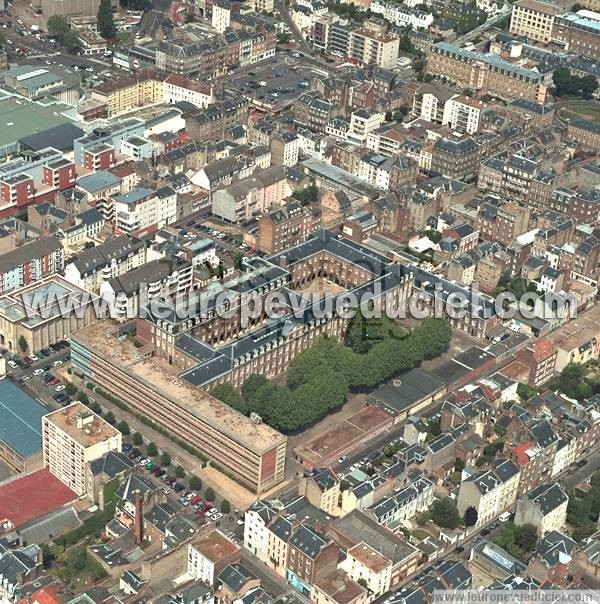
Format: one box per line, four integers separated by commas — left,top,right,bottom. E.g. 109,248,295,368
412,528,431,541
559,104,600,125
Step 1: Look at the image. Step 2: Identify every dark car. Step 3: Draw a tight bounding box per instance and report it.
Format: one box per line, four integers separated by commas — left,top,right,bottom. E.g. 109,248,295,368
174,483,185,492
481,528,491,536
577,459,588,467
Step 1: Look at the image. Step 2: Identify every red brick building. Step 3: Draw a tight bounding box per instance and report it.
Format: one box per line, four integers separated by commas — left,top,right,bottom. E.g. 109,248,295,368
42,158,76,192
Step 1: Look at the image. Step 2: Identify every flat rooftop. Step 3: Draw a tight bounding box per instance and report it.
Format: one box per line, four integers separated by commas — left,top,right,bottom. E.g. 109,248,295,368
0,379,47,457
191,529,240,562
0,468,76,527
45,402,120,447
552,304,600,351
73,323,286,453
0,94,75,151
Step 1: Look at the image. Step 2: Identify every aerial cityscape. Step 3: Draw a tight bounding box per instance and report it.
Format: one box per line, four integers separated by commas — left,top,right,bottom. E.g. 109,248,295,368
0,0,599,600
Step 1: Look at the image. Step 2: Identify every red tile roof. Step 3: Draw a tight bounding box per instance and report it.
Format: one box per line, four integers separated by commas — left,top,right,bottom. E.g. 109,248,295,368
0,469,76,528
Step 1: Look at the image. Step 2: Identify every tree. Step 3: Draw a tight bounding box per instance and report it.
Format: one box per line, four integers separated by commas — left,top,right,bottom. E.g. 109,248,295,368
18,335,28,353
292,181,318,205
455,458,465,472
220,499,231,514
384,111,392,122
233,251,244,270
0,32,6,48
211,383,247,414
117,420,130,435
357,578,369,590
553,67,598,98
175,465,185,479
132,432,143,446
464,506,478,527
517,382,536,401
160,452,171,467
90,402,102,414
79,392,90,405
514,523,538,552
431,497,461,529
65,382,77,396
47,15,81,49
189,475,202,490
146,441,158,456
103,410,116,425
462,88,474,96
204,487,215,502
97,0,116,39
242,373,270,402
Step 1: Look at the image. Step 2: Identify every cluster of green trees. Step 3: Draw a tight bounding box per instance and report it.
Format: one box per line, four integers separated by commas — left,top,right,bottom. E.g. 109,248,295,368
567,469,600,540
443,4,486,35
292,181,318,205
493,522,539,562
553,67,598,99
212,317,452,432
44,543,107,589
327,2,372,22
399,32,416,54
490,272,537,299
345,313,406,354
47,16,81,49
545,363,596,402
475,439,505,467
430,497,462,529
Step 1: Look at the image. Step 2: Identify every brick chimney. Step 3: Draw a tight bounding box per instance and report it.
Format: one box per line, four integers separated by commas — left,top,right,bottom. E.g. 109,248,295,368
134,490,144,545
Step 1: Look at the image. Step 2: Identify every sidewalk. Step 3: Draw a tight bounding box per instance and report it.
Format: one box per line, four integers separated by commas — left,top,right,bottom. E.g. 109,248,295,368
72,376,203,472
71,376,257,509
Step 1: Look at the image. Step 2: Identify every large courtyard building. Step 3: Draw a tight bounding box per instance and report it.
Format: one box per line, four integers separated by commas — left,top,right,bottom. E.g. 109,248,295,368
426,42,548,102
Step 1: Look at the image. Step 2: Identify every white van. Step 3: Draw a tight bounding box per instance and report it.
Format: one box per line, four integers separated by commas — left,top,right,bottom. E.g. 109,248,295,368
498,511,511,522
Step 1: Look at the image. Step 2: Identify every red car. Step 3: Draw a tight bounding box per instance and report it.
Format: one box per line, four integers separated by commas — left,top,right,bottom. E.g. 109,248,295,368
201,502,212,513
191,495,202,505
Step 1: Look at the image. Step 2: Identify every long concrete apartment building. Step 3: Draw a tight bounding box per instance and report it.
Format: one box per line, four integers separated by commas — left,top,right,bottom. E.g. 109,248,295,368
71,324,287,494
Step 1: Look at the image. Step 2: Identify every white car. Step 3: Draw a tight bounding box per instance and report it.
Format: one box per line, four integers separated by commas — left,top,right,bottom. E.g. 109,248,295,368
211,512,223,520
162,487,172,494
138,458,148,466
185,492,197,501
52,359,63,366
207,507,218,515
28,353,39,361
33,368,44,376
7,360,18,369
55,384,65,392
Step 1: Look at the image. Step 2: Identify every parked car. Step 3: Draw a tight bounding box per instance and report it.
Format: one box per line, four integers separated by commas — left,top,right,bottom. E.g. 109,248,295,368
55,384,65,391
211,512,223,520
28,353,38,361
32,368,44,376
122,443,133,453
174,483,185,493
7,360,18,369
207,508,218,516
162,487,171,494
52,359,63,366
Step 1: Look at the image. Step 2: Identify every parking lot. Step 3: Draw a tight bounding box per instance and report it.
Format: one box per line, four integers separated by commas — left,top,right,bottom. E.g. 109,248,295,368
6,341,72,409
119,437,245,544
227,58,330,111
